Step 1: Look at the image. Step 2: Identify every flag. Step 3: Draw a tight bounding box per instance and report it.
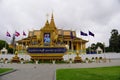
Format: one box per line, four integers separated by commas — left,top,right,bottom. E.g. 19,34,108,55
6,31,11,37
23,31,26,36
80,31,88,36
70,31,74,39
89,31,94,37
15,31,20,37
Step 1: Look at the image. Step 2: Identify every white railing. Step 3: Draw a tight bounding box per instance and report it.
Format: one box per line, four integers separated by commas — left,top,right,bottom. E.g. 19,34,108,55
0,54,31,61
0,53,120,61
63,53,120,61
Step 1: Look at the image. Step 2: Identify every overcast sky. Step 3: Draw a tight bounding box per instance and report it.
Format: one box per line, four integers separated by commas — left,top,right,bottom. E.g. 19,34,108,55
0,0,120,47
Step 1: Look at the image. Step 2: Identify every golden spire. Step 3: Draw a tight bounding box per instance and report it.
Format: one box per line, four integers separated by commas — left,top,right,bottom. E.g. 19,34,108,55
45,19,49,26
44,13,50,27
50,13,57,29
51,13,54,20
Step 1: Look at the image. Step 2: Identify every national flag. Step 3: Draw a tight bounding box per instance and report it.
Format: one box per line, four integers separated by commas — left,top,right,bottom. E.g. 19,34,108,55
15,31,20,37
89,31,94,37
70,31,74,39
23,31,26,36
80,31,88,36
6,31,11,37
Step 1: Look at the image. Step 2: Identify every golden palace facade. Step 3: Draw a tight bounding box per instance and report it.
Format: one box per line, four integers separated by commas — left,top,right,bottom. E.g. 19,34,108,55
17,14,88,61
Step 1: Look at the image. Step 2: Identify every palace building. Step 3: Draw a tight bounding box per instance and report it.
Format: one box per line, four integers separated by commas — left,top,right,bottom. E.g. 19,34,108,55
17,14,88,61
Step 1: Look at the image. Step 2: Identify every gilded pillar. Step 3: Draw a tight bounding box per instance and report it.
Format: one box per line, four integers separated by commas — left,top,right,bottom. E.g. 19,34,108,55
83,43,86,54
71,41,73,51
67,41,69,50
76,42,79,54
81,41,82,54
77,42,79,50
25,41,27,46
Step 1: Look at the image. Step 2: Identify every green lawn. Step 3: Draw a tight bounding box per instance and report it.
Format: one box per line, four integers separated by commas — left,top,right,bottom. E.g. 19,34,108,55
0,68,13,74
56,66,120,80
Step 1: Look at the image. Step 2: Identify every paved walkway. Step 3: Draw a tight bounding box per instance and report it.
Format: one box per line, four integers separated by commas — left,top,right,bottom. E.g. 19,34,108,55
0,59,120,80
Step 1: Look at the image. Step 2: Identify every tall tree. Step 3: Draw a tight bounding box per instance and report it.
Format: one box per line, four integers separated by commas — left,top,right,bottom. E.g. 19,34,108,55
109,29,119,52
118,35,120,50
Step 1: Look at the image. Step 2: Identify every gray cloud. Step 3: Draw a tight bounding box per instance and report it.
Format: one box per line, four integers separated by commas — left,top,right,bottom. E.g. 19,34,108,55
0,0,120,47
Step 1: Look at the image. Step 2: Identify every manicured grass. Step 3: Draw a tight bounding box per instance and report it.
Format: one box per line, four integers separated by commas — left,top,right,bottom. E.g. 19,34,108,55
0,68,13,74
56,66,120,80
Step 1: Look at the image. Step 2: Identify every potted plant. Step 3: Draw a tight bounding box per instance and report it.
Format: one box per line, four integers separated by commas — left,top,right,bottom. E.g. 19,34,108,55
4,58,8,64
20,58,24,64
69,58,72,64
91,57,95,62
85,58,89,63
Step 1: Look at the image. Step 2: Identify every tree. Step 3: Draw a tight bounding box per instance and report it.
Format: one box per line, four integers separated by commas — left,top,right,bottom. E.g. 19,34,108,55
86,42,105,54
118,35,120,51
105,47,112,52
95,42,104,52
0,40,9,50
109,29,119,52
8,48,13,54
91,43,96,53
0,40,14,54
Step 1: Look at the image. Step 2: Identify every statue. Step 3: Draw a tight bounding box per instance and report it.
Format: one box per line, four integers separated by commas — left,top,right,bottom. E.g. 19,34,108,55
11,50,20,63
74,51,82,63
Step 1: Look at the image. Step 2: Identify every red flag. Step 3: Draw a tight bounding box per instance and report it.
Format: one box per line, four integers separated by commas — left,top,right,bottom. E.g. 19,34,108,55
15,31,20,37
23,31,26,36
6,31,11,37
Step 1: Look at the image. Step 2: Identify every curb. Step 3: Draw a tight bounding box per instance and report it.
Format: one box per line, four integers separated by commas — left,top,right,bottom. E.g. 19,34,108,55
0,69,17,76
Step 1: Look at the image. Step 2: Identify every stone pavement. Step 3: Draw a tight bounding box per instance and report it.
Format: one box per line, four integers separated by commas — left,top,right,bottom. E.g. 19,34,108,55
0,59,120,80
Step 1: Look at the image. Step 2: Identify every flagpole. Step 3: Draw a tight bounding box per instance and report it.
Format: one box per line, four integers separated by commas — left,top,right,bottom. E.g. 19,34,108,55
14,31,16,54
13,32,15,54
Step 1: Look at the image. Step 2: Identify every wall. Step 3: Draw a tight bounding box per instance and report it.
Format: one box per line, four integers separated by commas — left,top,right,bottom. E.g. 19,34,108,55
0,53,120,61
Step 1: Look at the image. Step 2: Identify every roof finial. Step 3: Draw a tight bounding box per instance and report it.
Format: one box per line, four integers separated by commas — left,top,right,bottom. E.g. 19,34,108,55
44,13,49,26
51,12,54,20
45,19,49,25
49,12,57,29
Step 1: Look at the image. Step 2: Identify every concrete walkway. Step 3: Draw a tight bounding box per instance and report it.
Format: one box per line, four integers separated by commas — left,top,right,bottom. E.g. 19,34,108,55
0,60,120,80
